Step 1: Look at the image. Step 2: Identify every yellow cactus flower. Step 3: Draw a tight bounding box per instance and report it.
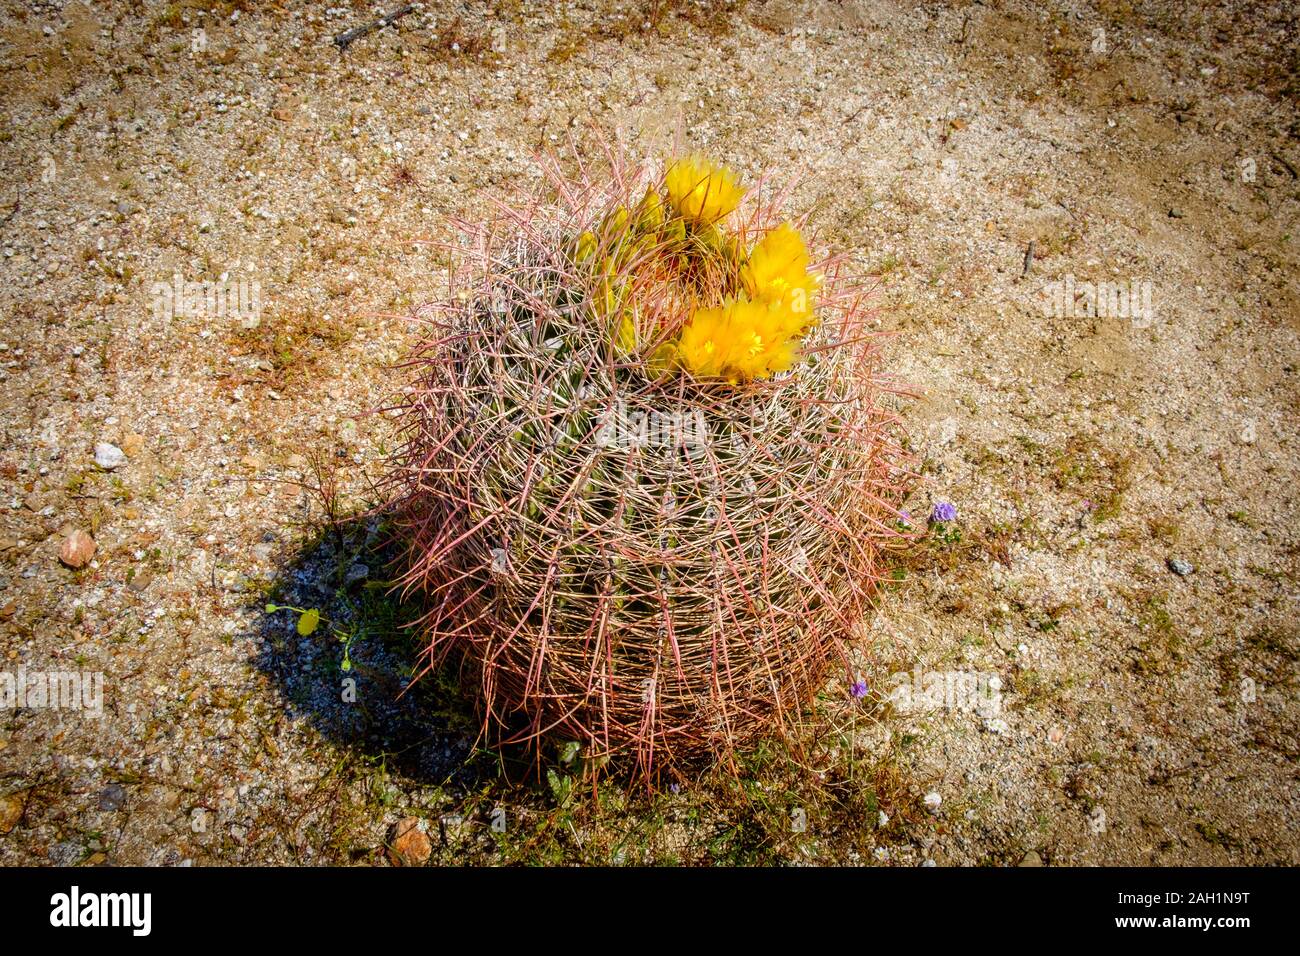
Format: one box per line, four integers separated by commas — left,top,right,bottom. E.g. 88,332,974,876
677,304,729,379
741,222,821,328
730,297,799,379
576,160,818,383
664,155,745,225
677,297,801,383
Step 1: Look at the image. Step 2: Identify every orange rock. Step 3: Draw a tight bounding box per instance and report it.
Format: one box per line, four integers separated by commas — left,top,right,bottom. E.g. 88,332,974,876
0,790,27,834
388,817,431,866
59,530,96,569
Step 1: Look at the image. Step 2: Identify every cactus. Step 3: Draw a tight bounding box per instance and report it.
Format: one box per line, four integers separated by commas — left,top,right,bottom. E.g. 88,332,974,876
390,152,911,781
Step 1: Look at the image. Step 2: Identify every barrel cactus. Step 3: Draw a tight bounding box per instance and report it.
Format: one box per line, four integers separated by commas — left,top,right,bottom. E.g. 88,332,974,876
392,152,909,780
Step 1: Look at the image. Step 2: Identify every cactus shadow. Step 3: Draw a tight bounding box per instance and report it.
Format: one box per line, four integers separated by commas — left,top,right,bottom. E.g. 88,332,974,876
248,511,482,787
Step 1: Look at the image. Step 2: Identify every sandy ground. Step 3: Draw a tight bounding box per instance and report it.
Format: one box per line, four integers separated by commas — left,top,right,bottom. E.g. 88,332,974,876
0,0,1296,866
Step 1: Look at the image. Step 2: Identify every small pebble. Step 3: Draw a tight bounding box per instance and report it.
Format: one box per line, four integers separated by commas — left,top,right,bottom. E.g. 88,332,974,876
59,530,96,569
94,442,127,470
0,791,25,833
1167,557,1193,577
97,784,127,812
389,817,432,866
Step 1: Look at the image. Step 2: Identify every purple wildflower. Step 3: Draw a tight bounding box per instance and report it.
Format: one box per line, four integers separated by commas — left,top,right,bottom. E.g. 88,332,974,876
850,679,869,699
930,501,957,523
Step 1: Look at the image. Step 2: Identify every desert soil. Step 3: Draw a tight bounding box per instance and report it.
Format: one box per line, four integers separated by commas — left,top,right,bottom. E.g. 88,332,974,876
0,0,1296,866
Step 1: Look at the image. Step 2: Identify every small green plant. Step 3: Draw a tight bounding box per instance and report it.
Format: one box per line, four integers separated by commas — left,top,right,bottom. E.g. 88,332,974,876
929,520,963,547
265,603,358,672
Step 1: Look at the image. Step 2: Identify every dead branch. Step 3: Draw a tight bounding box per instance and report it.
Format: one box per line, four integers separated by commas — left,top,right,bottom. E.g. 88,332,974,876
333,3,415,52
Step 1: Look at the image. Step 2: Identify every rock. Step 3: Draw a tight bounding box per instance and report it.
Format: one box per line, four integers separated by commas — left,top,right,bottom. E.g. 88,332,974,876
97,784,127,812
220,570,249,593
923,791,942,813
0,790,27,833
1019,850,1044,867
59,530,96,569
1167,557,1193,577
127,572,152,593
121,433,145,457
94,442,127,470
389,816,431,866
1168,207,1185,218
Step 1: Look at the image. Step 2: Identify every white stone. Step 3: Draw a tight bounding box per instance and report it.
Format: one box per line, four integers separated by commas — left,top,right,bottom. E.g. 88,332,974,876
94,442,127,469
